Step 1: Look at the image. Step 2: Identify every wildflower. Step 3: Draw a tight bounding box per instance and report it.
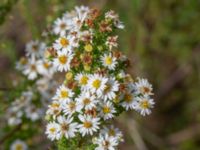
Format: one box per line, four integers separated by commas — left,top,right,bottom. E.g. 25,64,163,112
10,140,28,150
100,101,116,120
78,115,100,136
101,53,117,70
46,122,61,141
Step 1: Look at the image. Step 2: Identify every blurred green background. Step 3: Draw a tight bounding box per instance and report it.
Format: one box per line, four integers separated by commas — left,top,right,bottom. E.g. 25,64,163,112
0,0,200,149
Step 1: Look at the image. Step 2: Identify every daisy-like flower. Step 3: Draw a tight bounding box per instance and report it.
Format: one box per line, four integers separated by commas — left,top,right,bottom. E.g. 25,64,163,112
76,92,98,110
94,133,118,150
37,59,54,77
53,36,72,51
106,36,118,50
57,116,78,138
25,40,46,58
46,101,62,117
10,139,28,150
100,125,123,142
75,73,89,89
23,56,39,80
136,96,155,116
101,53,117,70
135,78,153,96
53,18,72,36
121,91,138,111
100,101,116,120
78,115,100,136
62,100,81,116
53,49,74,72
25,106,42,121
87,74,108,96
46,122,61,141
102,77,119,101
53,84,74,104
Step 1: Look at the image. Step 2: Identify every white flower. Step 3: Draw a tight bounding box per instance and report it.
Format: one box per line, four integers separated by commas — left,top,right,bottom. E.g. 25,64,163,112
37,59,54,77
10,139,28,150
121,91,138,111
100,101,116,120
53,18,72,36
76,92,98,110
25,40,46,58
105,10,119,20
62,100,81,116
78,115,100,136
57,116,78,138
100,125,124,142
135,78,153,96
136,96,155,116
53,49,74,72
53,36,72,51
102,77,119,101
87,74,108,96
23,56,39,80
46,122,61,141
75,73,89,89
94,133,118,150
53,84,74,104
101,53,117,70
46,101,62,117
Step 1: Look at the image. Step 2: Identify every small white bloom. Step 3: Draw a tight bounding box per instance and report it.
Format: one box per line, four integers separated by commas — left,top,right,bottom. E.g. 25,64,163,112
62,100,81,116
53,18,72,36
135,78,153,96
53,84,74,104
78,115,100,136
53,36,72,51
10,139,28,150
102,77,119,101
121,91,138,111
76,92,98,111
25,106,42,121
46,122,61,141
25,40,46,58
46,101,62,117
94,133,118,150
57,116,78,138
23,56,39,80
37,59,54,77
101,53,117,70
53,50,74,72
75,73,89,89
87,74,108,96
136,96,155,116
100,101,116,120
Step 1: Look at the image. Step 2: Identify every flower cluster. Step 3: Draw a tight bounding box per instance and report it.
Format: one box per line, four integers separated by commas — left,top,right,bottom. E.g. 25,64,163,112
45,6,155,149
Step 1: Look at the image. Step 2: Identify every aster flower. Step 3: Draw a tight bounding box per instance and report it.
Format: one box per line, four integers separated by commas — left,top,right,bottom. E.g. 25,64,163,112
46,122,61,141
100,101,116,120
101,53,117,70
10,140,28,150
78,115,100,136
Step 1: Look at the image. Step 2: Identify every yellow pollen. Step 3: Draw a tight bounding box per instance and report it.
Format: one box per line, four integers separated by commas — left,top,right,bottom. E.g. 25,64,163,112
92,79,101,89
80,76,88,85
15,144,23,150
83,98,91,105
60,37,69,47
60,90,69,98
58,55,68,64
105,56,112,65
49,127,56,133
124,93,133,103
103,106,111,114
43,62,50,69
52,103,59,108
140,100,149,109
84,44,93,52
83,121,92,128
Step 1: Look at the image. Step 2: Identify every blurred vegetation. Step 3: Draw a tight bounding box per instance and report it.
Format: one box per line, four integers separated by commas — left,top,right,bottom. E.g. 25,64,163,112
0,0,200,149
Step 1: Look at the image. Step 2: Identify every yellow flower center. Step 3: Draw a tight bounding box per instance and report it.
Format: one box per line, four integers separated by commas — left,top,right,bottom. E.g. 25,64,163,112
58,55,68,64
15,144,23,150
103,106,111,114
104,83,111,93
52,103,59,108
140,100,149,109
60,23,66,29
83,98,91,105
109,129,115,136
124,93,133,103
43,62,50,69
60,37,69,47
49,127,56,133
92,79,101,89
60,90,69,98
84,44,93,52
105,56,112,65
80,76,88,85
83,121,92,128
69,102,75,110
